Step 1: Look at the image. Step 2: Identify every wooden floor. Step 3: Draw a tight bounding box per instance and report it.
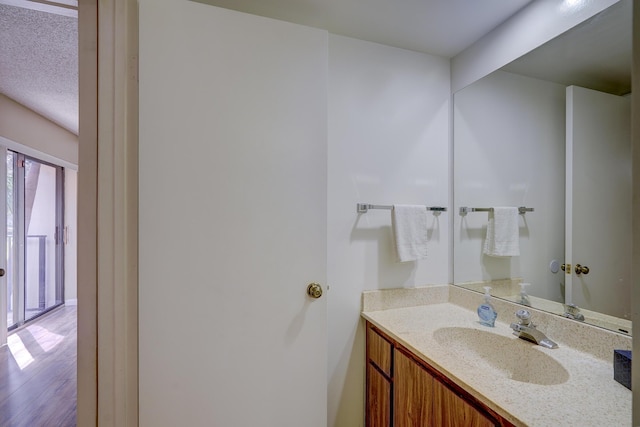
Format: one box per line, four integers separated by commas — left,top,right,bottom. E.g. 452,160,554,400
0,305,77,427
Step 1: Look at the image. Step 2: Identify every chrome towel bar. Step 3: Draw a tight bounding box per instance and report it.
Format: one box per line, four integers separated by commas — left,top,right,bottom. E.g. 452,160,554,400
357,203,447,213
459,206,534,216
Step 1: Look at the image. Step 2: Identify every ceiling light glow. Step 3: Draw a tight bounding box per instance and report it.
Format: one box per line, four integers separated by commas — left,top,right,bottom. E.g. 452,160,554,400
563,0,584,8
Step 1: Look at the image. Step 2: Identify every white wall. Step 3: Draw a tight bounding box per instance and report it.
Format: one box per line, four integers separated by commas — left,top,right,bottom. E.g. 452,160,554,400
0,94,77,167
64,169,77,302
327,35,450,427
453,70,566,302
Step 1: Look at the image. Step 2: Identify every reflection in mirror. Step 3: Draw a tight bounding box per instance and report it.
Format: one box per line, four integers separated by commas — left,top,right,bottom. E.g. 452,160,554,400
453,0,632,335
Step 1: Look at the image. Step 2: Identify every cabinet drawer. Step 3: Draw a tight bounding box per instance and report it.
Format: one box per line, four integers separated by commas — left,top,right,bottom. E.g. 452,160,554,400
367,325,392,376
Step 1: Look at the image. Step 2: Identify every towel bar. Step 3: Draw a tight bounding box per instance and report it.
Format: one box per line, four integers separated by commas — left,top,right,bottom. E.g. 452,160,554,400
459,206,533,216
357,203,447,213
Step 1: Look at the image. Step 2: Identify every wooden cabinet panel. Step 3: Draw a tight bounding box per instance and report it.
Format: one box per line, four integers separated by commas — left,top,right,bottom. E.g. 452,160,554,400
367,325,392,376
393,349,434,427
433,379,497,427
365,321,511,427
366,363,390,427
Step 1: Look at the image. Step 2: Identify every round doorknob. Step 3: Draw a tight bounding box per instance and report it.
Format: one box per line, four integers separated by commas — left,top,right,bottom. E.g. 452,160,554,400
575,264,590,275
0,268,5,277
307,283,323,299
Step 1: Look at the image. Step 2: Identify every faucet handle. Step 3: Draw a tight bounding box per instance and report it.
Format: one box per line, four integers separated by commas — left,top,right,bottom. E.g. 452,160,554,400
515,309,531,326
564,303,579,314
563,303,585,321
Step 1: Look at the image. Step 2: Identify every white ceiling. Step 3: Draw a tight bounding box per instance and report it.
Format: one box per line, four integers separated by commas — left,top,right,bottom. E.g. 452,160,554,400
0,0,632,136
501,0,631,96
192,0,533,57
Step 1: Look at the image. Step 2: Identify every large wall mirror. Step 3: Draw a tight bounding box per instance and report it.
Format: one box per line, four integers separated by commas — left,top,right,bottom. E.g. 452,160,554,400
453,0,632,335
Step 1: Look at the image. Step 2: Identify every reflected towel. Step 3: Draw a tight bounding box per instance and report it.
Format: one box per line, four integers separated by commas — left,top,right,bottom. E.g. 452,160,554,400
392,205,428,262
483,207,519,257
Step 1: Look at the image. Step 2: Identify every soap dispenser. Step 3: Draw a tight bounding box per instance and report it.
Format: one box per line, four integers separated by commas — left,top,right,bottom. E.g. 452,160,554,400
477,286,497,327
518,282,531,306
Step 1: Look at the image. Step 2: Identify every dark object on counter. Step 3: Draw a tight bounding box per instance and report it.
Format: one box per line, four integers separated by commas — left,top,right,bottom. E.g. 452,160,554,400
613,350,632,390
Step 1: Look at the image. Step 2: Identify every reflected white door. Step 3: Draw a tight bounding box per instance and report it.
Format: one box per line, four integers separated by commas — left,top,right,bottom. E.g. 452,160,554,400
139,2,328,426
566,86,631,320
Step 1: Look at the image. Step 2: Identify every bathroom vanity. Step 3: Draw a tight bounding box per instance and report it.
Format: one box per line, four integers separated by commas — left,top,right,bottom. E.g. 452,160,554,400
367,322,512,426
362,285,632,427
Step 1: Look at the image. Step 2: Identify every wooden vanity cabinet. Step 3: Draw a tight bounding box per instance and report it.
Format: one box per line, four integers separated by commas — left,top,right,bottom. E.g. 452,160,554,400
366,322,513,427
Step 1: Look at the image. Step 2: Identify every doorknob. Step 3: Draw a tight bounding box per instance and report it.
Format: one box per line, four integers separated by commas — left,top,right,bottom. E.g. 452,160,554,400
561,264,571,274
575,264,590,275
307,283,323,299
0,268,4,277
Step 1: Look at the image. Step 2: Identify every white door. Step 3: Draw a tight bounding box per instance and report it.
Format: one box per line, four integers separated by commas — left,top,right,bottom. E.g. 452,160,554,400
565,86,631,319
139,2,328,426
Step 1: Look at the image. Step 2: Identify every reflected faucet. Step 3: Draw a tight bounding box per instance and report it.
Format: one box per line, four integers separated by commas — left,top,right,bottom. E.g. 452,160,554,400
510,310,558,349
563,303,585,321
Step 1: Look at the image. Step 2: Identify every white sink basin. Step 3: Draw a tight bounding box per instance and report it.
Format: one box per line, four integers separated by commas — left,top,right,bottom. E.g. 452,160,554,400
433,327,569,385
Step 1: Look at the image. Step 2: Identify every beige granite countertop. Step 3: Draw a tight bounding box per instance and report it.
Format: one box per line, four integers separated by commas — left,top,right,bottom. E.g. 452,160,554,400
362,291,632,426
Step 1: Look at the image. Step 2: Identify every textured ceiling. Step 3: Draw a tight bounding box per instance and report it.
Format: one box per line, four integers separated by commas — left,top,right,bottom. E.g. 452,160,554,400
0,3,78,135
0,0,631,138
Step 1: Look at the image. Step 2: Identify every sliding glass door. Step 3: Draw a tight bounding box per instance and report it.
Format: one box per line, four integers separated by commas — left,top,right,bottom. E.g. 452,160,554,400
6,151,64,329
6,151,14,329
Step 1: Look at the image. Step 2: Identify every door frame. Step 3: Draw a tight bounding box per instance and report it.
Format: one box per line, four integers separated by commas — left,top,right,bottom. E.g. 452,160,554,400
77,0,138,425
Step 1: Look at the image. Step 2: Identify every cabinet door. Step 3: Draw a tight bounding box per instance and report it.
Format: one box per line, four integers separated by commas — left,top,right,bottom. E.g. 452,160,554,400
367,325,392,376
394,349,434,427
366,363,391,427
433,379,497,427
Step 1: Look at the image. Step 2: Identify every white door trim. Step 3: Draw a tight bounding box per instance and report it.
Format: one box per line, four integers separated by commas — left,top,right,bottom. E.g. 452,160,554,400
0,146,6,346
77,0,138,425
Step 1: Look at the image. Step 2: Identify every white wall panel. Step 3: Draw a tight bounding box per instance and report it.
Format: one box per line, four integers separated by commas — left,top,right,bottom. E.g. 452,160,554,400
327,34,450,427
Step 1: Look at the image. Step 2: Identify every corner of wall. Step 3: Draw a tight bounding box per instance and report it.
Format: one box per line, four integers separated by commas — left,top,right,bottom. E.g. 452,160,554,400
0,94,78,166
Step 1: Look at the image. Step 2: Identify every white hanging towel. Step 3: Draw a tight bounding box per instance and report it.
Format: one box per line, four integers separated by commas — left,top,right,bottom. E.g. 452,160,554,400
483,207,520,257
391,205,428,262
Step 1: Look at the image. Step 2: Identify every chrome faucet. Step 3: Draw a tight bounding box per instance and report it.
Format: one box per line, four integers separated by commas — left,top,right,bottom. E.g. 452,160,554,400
563,303,585,321
510,309,558,349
